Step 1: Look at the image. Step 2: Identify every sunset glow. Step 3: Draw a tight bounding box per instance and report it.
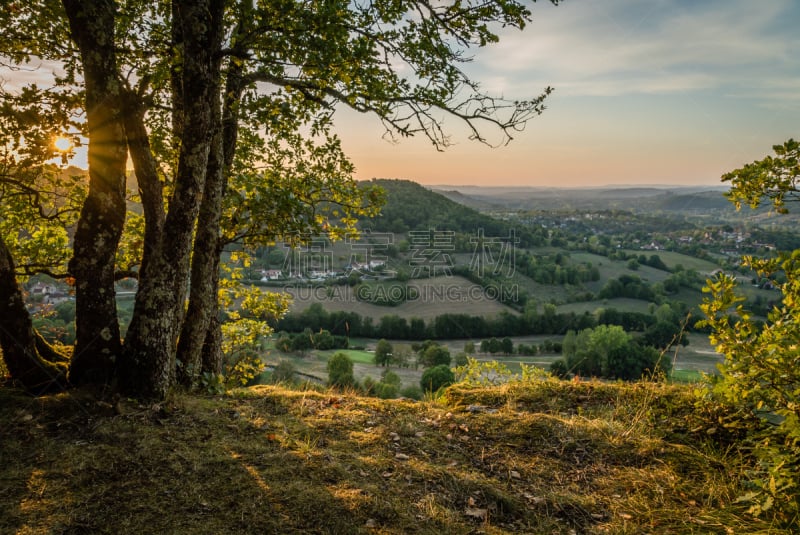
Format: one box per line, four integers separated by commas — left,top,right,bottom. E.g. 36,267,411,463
53,135,72,152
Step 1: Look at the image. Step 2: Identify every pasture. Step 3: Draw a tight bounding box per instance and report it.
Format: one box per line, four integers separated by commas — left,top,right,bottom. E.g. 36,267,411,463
274,275,516,320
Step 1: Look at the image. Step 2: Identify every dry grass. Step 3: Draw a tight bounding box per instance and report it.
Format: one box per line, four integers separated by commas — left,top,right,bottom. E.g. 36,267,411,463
0,380,783,534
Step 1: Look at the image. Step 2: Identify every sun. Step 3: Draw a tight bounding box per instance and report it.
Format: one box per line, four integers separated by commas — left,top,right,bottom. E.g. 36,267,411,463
53,135,73,152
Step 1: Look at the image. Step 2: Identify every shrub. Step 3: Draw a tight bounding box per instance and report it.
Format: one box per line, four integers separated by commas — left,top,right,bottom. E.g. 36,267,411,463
420,365,454,392
549,359,568,378
312,329,336,350
327,352,355,388
453,351,469,367
271,359,296,384
400,385,423,400
419,344,450,368
374,382,399,399
381,370,401,386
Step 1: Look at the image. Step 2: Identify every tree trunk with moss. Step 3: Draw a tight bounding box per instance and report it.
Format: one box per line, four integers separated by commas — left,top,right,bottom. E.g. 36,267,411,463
175,107,224,386
118,0,225,400
61,0,128,386
176,53,246,386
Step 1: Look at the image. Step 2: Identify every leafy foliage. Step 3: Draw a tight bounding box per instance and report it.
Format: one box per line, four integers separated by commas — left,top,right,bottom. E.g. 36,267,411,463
723,139,800,212
701,139,800,523
327,352,355,388
420,364,454,393
701,257,800,520
560,325,670,380
419,343,451,368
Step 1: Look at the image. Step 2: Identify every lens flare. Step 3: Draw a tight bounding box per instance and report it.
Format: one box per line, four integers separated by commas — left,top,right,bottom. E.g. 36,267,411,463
53,136,72,152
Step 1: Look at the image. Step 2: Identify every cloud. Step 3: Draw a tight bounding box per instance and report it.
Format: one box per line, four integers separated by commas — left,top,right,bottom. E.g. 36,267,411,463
469,0,800,101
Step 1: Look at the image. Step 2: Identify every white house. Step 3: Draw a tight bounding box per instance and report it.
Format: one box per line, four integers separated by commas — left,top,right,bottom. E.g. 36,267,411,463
260,269,283,281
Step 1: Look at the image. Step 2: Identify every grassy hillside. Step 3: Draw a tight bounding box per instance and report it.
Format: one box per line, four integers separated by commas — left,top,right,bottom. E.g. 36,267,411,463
0,381,775,534
360,179,539,245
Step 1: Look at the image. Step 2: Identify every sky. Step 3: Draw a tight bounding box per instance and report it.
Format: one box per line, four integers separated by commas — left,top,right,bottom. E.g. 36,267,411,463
336,0,800,188
4,1,797,189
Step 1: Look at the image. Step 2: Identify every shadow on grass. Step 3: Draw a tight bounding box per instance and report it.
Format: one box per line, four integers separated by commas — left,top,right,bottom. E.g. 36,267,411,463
0,382,773,534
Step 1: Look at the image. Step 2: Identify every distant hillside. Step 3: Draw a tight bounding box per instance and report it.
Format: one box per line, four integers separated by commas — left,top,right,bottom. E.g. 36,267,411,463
426,184,786,218
361,179,540,245
434,189,501,211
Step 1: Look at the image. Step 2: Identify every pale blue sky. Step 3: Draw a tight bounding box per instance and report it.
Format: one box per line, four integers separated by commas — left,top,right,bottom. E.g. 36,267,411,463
339,0,800,187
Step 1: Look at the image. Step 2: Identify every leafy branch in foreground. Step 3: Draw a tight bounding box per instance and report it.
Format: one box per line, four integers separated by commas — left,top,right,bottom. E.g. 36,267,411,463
701,139,800,523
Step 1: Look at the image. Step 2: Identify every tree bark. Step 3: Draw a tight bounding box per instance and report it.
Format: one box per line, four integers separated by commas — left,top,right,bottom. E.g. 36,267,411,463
201,315,223,378
122,90,165,278
176,47,246,386
0,235,68,394
119,0,225,400
62,0,128,386
175,106,223,386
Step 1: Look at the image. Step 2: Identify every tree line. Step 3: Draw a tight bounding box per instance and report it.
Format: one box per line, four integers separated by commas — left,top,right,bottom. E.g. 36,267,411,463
275,302,688,344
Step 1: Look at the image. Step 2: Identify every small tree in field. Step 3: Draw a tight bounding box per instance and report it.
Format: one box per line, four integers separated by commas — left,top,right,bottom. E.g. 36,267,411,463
374,339,393,367
327,352,355,389
271,360,297,384
419,344,451,368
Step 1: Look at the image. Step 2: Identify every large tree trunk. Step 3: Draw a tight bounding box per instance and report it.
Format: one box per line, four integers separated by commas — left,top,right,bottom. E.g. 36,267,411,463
62,0,128,386
176,49,246,386
119,0,225,400
0,235,68,394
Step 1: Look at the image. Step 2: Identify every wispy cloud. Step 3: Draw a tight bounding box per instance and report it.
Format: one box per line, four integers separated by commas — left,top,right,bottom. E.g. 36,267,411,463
472,0,800,102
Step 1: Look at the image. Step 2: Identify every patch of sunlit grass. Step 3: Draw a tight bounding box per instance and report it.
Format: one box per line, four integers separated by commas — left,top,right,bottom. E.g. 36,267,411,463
0,381,779,534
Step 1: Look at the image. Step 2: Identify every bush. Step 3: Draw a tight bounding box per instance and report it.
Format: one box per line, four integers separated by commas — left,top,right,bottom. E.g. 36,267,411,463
400,385,423,400
549,359,568,378
374,382,399,399
291,330,314,352
312,329,336,350
453,351,469,367
271,359,296,384
420,365,454,392
419,344,450,368
362,376,376,395
381,369,401,387
327,352,355,388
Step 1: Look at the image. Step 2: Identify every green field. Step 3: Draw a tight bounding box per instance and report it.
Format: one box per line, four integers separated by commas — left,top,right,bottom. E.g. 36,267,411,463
669,369,705,382
621,249,721,273
316,348,374,364
274,275,517,320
